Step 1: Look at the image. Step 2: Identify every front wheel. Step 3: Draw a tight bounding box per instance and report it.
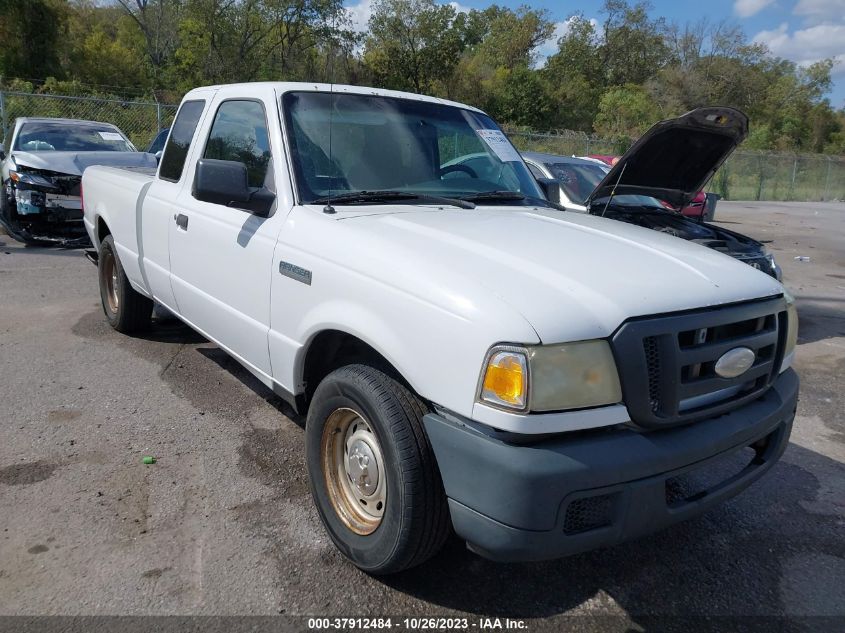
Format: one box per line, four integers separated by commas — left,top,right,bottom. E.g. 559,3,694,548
0,182,15,226
98,234,153,333
306,364,450,574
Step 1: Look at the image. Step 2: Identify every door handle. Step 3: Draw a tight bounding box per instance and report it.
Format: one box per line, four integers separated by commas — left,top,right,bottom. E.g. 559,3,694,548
174,213,189,230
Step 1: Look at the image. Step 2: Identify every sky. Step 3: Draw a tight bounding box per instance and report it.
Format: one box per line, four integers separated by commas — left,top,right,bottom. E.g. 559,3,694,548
344,0,845,109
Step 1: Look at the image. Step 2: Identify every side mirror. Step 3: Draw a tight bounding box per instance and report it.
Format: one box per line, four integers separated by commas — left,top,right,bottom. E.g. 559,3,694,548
536,177,561,204
193,158,274,216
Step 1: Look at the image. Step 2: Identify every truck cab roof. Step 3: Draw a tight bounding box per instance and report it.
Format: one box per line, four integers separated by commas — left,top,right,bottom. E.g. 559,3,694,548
182,82,485,114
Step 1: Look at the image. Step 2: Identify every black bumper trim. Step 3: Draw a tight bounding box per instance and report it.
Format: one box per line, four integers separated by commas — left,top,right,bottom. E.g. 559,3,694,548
423,368,798,562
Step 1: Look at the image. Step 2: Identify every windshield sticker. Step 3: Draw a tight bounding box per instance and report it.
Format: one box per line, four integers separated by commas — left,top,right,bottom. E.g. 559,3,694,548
476,129,521,162
98,131,125,141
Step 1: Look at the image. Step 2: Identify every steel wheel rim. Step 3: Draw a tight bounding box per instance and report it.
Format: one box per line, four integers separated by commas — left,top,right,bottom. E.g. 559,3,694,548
102,250,119,313
321,407,386,535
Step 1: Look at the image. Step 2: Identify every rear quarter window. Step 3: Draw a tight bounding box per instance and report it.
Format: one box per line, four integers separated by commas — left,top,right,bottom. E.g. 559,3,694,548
159,100,206,182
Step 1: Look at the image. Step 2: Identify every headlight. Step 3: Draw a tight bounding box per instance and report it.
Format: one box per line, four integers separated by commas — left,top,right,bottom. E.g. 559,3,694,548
9,170,57,190
764,252,778,272
528,340,622,411
765,252,783,281
781,291,798,373
478,340,622,412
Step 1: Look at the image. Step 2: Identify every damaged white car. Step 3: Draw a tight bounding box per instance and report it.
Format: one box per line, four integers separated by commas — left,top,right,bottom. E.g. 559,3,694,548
0,117,157,246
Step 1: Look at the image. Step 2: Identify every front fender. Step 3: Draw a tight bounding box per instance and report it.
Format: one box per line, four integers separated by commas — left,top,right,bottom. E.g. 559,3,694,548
268,208,540,418
270,290,538,421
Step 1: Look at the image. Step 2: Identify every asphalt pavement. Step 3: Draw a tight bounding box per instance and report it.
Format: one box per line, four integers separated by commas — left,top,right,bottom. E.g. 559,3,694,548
0,201,842,631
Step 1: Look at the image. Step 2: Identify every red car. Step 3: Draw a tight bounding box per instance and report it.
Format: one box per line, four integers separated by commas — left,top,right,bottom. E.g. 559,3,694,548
586,155,716,219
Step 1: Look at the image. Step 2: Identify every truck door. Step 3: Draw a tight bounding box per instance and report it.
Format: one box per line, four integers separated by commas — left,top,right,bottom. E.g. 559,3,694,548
141,99,207,311
168,93,283,382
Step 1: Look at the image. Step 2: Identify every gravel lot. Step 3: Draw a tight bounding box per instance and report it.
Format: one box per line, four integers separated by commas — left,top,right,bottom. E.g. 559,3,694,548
0,201,843,630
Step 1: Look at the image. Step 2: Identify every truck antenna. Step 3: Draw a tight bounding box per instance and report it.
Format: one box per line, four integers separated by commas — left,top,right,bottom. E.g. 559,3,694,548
322,91,336,215
323,15,338,215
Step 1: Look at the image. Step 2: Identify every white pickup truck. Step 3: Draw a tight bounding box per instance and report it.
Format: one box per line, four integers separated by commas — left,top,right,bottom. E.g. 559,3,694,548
82,82,799,574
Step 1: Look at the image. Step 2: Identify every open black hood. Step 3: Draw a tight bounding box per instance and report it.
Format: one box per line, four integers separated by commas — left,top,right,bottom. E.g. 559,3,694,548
586,107,748,209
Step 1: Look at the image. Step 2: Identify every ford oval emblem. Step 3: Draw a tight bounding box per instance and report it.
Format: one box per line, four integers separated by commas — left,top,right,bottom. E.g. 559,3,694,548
714,347,756,378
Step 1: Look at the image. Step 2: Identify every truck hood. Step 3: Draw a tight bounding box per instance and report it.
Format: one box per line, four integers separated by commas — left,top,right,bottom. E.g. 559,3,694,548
586,107,748,209
11,151,157,176
340,206,782,343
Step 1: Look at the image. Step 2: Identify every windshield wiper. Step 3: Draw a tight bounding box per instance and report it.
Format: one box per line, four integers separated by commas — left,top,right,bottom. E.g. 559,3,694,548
460,190,526,202
460,190,568,212
523,195,568,212
310,190,475,209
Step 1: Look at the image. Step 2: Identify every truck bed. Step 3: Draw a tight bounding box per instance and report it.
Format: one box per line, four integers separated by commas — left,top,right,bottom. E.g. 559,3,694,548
82,165,157,290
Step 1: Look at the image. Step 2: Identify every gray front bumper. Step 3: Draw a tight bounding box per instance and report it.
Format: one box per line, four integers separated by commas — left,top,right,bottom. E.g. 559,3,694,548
424,368,798,562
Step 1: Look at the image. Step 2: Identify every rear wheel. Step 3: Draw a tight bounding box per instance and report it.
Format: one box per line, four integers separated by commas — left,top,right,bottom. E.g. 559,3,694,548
306,364,450,574
98,234,153,333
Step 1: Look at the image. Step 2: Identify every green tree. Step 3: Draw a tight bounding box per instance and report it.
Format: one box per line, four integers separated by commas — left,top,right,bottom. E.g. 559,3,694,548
0,0,65,80
486,65,553,128
470,5,555,70
168,0,351,90
364,0,462,94
113,0,183,82
62,3,151,90
446,5,554,111
593,83,660,138
543,1,668,130
542,15,603,130
598,0,669,86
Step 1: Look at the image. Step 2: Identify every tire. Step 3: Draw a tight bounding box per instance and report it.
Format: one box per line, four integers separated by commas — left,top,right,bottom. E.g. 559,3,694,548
306,364,450,574
98,234,153,333
0,181,14,226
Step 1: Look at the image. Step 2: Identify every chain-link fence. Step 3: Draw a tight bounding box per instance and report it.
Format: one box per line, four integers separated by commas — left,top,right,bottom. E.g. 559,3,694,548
507,128,845,202
710,151,845,202
505,127,630,158
0,91,179,152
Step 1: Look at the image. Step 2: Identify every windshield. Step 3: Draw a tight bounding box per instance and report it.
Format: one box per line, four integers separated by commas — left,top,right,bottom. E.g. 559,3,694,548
544,161,606,206
283,92,544,205
13,121,134,152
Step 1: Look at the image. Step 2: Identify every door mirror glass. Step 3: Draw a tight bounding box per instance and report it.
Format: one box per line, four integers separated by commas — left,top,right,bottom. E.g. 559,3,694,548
193,158,274,216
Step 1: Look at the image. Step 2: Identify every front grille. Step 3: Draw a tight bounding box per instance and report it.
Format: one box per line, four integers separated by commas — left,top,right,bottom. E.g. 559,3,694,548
52,175,82,197
563,494,617,535
612,297,788,428
643,336,661,413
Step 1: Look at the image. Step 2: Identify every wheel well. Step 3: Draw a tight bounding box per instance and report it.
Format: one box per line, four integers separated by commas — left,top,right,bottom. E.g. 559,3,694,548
302,330,410,405
97,217,111,244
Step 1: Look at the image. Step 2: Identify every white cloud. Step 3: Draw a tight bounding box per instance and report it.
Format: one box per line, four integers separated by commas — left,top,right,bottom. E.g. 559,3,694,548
346,0,373,33
733,0,776,18
448,1,471,14
753,22,845,78
794,0,845,24
750,0,845,105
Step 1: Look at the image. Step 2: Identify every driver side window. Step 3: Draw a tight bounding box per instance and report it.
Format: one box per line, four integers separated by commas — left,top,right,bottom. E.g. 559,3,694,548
203,100,271,189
